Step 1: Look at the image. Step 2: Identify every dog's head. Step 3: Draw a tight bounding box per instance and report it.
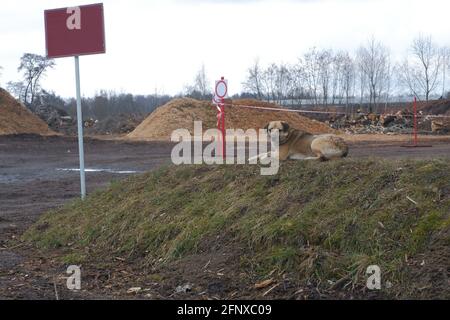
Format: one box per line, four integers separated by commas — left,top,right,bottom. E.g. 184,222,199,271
264,121,290,144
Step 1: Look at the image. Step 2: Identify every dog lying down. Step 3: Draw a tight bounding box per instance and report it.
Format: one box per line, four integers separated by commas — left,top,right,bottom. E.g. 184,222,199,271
250,121,349,161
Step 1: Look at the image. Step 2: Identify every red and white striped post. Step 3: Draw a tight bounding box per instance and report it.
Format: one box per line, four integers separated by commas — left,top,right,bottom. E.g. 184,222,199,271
220,99,226,159
214,77,228,160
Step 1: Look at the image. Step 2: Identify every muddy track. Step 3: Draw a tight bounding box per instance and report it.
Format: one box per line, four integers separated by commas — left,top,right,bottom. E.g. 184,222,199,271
0,135,173,299
0,134,449,299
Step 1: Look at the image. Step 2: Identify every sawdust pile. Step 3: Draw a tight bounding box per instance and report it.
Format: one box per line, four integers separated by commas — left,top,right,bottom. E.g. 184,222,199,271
0,88,54,136
127,98,335,141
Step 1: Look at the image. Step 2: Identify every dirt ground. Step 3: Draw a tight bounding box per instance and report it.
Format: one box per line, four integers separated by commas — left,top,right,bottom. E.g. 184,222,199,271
1,134,449,300
0,134,172,299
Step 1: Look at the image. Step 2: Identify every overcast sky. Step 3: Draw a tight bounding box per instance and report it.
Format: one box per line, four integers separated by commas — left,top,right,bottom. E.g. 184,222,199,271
1,0,449,98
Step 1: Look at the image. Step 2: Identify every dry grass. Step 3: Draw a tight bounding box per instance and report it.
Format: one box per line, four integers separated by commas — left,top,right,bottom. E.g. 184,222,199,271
25,159,450,298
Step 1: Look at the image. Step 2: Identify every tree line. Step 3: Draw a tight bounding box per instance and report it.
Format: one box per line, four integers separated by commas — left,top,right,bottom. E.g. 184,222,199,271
243,35,450,113
38,90,172,120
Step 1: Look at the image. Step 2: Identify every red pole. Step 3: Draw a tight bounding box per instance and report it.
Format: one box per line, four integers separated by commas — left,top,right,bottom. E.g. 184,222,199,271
221,99,226,160
413,96,418,146
217,109,222,158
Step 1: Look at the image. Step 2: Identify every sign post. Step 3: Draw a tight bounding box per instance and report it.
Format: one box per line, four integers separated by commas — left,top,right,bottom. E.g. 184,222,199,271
74,56,86,198
45,3,106,199
214,77,228,160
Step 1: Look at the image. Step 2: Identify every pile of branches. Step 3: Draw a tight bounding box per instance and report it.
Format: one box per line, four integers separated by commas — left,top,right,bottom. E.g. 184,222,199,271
328,111,415,134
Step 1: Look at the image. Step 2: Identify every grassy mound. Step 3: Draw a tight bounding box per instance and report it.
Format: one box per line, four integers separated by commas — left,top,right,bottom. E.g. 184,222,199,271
25,159,450,299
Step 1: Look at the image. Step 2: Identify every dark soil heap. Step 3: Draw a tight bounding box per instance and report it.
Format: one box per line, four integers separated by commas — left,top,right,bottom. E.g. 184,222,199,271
86,113,145,136
418,99,450,116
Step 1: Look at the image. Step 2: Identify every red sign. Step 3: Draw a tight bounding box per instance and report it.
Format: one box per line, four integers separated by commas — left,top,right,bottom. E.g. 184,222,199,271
45,3,106,58
215,78,228,99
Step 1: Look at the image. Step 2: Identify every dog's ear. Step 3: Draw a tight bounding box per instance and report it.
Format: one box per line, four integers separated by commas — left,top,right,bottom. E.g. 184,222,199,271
281,121,290,132
264,123,270,131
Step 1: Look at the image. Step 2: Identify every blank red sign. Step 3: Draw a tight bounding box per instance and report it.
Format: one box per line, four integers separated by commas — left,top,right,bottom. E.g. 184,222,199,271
45,3,106,58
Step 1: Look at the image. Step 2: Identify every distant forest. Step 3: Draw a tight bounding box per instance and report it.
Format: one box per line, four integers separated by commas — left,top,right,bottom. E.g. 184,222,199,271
26,89,258,121
36,89,173,120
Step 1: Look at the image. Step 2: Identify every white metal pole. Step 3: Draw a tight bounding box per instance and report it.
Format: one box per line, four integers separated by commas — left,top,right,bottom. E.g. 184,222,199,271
75,56,86,199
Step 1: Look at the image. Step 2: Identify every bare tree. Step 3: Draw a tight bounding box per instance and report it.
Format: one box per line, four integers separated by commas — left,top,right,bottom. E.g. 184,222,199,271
18,53,55,106
318,49,333,106
440,46,450,97
275,64,293,105
186,64,210,98
357,62,366,107
399,36,443,101
194,63,210,97
290,64,307,105
299,48,335,106
243,59,264,99
262,63,278,102
301,48,321,106
331,52,343,105
380,58,393,113
357,37,390,112
6,81,27,101
244,61,296,104
243,61,303,105
337,52,355,113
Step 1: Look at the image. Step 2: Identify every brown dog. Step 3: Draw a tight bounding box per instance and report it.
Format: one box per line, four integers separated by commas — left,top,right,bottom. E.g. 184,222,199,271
255,121,349,161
